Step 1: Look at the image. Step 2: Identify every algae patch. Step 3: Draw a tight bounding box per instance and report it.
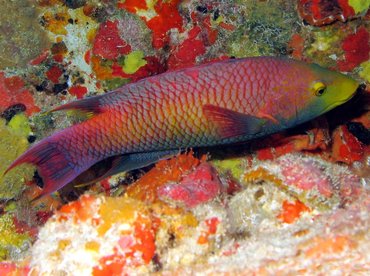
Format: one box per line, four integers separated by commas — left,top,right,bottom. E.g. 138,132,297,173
0,115,34,200
227,0,299,57
122,50,147,74
0,213,31,261
0,0,50,69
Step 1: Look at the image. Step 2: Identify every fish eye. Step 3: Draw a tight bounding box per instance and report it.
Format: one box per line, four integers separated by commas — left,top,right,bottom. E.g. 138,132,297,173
313,82,327,96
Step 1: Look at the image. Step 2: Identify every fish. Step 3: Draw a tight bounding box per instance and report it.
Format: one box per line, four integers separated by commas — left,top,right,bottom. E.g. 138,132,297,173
5,57,359,198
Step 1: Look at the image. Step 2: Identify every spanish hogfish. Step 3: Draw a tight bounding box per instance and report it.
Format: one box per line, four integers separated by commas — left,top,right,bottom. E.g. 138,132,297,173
6,57,359,197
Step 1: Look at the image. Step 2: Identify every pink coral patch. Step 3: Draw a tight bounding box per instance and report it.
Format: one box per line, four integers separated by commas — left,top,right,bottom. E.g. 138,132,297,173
119,0,184,49
93,20,132,60
158,163,224,208
278,157,333,197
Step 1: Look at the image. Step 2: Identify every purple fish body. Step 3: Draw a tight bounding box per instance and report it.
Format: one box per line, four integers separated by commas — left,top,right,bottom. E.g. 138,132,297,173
6,57,359,197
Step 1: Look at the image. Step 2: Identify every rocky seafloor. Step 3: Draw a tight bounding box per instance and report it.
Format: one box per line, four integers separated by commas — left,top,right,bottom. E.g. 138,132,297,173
0,0,369,275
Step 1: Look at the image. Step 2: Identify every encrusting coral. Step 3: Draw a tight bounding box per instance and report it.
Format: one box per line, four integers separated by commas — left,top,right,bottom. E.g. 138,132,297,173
0,0,368,274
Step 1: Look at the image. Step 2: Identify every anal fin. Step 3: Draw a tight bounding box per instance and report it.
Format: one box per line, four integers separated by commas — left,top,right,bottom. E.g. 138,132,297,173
77,149,180,186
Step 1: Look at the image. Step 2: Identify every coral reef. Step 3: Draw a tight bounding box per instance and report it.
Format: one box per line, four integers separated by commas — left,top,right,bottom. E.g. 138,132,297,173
8,153,369,274
227,0,299,57
0,0,49,69
0,73,40,116
158,163,226,208
297,0,369,26
0,0,368,274
338,26,370,71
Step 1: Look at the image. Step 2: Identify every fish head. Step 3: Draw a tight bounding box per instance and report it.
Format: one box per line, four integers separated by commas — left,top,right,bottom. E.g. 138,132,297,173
291,62,359,124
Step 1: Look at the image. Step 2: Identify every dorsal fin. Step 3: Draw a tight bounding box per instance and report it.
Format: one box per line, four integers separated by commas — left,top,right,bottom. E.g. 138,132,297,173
50,95,104,118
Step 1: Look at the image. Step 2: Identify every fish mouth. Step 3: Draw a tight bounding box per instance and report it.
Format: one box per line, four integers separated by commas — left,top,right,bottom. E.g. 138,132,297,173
322,83,364,114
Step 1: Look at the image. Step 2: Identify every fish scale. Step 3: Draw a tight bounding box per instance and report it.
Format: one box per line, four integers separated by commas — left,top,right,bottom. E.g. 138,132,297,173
6,57,359,197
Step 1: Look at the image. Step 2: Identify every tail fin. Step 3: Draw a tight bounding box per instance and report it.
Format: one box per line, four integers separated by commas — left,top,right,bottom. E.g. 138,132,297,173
5,137,84,199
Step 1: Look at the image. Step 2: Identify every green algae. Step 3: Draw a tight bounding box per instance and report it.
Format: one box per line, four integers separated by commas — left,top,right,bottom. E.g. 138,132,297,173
103,77,131,90
359,61,370,82
212,158,246,181
0,116,34,200
227,0,299,57
0,213,31,261
348,0,370,14
304,26,348,68
309,29,341,53
0,0,49,69
7,114,32,138
122,50,147,74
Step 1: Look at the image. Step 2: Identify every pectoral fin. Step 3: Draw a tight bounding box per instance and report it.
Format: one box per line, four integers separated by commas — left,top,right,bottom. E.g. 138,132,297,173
257,99,279,124
203,104,266,139
256,111,279,124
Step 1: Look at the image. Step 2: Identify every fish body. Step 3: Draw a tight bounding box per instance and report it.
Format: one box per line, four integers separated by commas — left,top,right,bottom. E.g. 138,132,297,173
6,57,358,196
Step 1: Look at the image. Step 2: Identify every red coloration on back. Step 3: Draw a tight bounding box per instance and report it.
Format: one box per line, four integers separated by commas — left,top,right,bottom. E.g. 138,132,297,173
338,27,370,71
0,72,40,115
93,20,132,59
69,85,88,99
158,163,224,208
